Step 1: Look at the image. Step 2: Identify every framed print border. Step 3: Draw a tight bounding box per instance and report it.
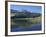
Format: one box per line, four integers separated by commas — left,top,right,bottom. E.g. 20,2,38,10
5,1,45,36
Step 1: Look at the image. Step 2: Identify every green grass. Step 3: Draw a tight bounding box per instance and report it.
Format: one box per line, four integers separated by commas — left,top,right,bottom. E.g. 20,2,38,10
12,16,41,23
11,16,41,28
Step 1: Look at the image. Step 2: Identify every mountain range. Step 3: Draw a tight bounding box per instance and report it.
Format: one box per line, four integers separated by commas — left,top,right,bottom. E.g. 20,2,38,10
11,9,41,19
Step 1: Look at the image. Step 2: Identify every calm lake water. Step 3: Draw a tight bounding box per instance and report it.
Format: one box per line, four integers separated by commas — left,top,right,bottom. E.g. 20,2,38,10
11,22,42,32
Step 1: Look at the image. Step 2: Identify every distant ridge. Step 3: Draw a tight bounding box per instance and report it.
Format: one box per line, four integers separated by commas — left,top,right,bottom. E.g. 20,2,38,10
11,9,41,19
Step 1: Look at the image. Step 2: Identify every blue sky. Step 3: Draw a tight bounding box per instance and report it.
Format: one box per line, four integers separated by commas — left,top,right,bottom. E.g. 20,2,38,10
11,5,42,13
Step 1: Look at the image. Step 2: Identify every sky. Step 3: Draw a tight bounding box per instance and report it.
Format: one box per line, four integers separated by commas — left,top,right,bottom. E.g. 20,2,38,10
10,5,42,13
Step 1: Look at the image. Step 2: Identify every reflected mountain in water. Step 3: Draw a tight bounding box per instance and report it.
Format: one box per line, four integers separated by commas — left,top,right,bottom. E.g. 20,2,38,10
11,9,41,31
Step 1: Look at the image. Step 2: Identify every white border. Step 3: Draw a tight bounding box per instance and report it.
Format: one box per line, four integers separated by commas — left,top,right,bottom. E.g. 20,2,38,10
8,2,44,35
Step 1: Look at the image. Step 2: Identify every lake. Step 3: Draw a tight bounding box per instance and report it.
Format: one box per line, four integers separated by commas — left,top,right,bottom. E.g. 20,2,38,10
11,22,41,32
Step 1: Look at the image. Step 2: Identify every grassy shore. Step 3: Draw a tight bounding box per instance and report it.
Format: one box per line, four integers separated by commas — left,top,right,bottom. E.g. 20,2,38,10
12,16,41,23
11,16,41,28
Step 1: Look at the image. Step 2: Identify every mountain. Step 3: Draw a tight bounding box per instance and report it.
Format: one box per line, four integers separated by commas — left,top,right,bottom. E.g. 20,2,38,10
11,9,41,19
